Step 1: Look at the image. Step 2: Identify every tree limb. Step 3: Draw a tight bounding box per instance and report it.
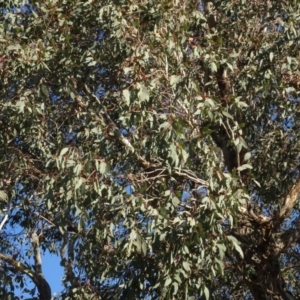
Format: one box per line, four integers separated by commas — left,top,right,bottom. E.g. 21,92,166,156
274,228,300,255
0,250,51,300
273,179,300,229
30,232,52,300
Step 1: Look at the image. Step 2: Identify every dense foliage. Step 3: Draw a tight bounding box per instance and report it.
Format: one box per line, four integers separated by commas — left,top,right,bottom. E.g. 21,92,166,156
0,0,300,299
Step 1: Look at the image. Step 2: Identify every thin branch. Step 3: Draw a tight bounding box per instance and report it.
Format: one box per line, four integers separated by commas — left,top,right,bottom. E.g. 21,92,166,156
83,82,209,186
60,232,79,287
0,214,8,231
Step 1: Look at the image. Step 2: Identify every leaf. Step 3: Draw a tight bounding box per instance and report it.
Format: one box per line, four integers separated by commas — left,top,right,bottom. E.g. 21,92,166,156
204,98,215,107
237,164,252,171
165,278,172,287
285,87,295,93
172,282,178,295
123,89,130,105
75,177,83,190
130,230,137,240
170,75,181,86
60,147,69,156
74,163,82,175
99,162,108,174
141,240,147,256
182,261,190,272
16,101,25,113
159,121,170,131
253,179,261,187
222,111,233,119
47,198,52,210
216,243,226,260
7,45,22,51
203,285,210,300
169,143,179,166
227,235,244,258
172,196,180,207
0,191,8,201
214,258,224,276
138,85,149,102
243,152,251,162
210,62,217,72
74,205,81,217
40,85,49,98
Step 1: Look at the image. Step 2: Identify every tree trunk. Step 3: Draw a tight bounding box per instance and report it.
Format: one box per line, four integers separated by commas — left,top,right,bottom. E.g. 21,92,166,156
245,248,295,300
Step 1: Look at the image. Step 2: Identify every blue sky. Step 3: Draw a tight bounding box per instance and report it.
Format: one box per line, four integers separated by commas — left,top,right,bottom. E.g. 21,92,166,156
42,253,64,296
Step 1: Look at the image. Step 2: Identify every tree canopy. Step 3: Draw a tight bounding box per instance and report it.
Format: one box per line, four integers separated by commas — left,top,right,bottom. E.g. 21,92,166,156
0,0,300,299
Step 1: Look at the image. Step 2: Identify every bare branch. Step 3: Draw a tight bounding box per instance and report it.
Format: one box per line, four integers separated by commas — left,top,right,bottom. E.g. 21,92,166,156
274,179,300,229
0,249,51,300
30,232,52,300
0,253,36,278
238,206,271,225
60,232,79,287
0,214,8,231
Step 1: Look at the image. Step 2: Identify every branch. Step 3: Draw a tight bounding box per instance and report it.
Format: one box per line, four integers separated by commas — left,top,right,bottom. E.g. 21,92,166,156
0,190,12,231
60,232,79,287
83,82,209,186
30,232,52,300
83,82,152,169
0,214,8,231
236,179,300,248
0,253,36,278
238,206,271,225
0,250,51,300
273,179,300,229
274,228,300,254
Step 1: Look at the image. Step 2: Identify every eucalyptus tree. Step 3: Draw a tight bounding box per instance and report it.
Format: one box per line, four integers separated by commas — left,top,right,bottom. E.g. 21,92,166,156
0,0,300,299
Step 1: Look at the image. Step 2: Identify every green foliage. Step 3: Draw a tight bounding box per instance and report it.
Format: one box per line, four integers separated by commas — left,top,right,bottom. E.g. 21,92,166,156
0,0,300,299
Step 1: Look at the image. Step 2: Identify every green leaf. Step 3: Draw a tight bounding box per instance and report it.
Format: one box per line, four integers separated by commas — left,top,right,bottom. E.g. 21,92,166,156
0,191,8,201
172,196,180,207
169,143,179,165
222,111,233,119
60,148,69,156
141,240,147,256
203,285,209,300
182,261,190,272
75,177,83,190
40,85,49,98
123,89,130,105
16,101,25,113
227,236,244,258
170,75,181,86
285,87,295,93
237,164,252,171
243,152,251,162
172,282,178,295
99,162,108,174
165,278,172,287
210,62,217,72
138,85,149,102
